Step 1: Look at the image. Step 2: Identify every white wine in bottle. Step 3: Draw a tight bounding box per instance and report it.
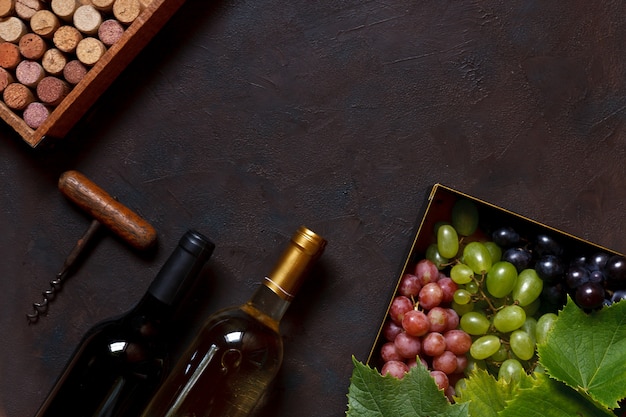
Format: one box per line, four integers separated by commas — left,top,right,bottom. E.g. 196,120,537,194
140,226,327,417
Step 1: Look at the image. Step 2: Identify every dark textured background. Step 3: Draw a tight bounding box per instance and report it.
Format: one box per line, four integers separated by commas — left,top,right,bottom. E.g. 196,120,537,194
1,1,626,416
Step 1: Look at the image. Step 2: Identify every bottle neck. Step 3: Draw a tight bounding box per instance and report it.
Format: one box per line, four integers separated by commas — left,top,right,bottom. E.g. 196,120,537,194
241,283,291,332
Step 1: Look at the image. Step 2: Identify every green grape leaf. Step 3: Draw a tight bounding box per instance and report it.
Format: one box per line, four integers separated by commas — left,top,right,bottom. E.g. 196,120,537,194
455,368,534,417
345,357,469,417
499,373,615,417
537,297,626,409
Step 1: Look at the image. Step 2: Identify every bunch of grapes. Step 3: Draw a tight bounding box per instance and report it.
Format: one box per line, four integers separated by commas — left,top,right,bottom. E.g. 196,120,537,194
378,197,626,399
380,260,471,399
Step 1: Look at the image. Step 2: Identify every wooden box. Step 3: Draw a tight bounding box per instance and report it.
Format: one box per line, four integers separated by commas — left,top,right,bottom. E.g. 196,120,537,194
0,0,186,148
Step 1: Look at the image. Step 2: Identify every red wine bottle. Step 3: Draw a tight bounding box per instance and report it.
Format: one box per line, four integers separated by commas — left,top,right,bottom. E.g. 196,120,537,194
33,229,215,417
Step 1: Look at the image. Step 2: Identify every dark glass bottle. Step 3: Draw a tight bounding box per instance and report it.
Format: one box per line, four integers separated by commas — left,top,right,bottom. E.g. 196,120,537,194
140,226,326,417
33,229,215,417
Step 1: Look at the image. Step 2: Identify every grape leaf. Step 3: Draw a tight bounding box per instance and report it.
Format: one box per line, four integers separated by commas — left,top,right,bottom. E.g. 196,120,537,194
346,357,469,417
537,297,626,409
455,368,534,417
499,373,615,417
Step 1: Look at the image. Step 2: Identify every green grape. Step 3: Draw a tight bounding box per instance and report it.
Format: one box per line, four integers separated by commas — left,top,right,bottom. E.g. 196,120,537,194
460,311,490,335
465,280,479,294
425,244,449,270
498,358,524,383
509,330,535,360
535,313,558,345
520,317,537,344
484,241,502,263
451,199,479,236
452,300,474,315
433,221,450,234
522,297,541,317
437,224,459,258
465,357,487,374
463,241,492,275
512,269,544,306
470,335,501,360
493,305,526,333
485,261,518,298
450,263,474,284
453,289,472,305
490,344,509,362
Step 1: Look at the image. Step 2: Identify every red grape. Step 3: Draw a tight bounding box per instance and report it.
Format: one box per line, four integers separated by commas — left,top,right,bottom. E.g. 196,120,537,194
380,342,403,362
430,370,449,390
415,259,439,286
437,277,458,303
398,273,422,297
382,319,403,342
427,307,448,333
443,329,472,355
432,351,457,375
422,332,446,357
402,309,430,337
445,308,460,330
394,332,421,358
381,360,409,379
389,296,414,324
418,283,444,310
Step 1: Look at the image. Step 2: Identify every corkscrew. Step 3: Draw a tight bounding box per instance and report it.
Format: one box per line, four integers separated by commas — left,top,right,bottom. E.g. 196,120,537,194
26,170,158,324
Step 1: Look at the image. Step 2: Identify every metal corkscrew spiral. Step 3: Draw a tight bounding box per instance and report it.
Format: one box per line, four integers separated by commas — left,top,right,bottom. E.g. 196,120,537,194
26,171,157,324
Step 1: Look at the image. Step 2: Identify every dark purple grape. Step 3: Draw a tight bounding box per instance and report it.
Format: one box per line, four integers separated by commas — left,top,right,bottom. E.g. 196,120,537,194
491,227,520,248
575,282,605,309
535,254,564,283
541,284,566,309
604,255,626,289
589,269,604,284
587,252,610,271
611,289,626,304
502,247,532,272
569,255,587,268
534,234,563,256
565,265,590,289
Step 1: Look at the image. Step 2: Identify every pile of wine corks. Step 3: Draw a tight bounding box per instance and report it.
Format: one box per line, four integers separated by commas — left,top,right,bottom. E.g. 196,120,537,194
0,0,152,129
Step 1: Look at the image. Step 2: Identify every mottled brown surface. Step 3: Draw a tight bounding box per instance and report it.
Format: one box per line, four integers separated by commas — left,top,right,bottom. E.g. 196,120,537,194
1,1,625,416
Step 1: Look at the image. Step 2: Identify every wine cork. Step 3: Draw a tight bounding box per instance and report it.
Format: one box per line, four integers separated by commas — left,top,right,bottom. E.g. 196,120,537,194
76,36,104,65
53,25,82,53
15,60,45,87
41,48,67,75
0,66,14,91
51,0,79,21
36,75,69,105
97,18,123,46
19,32,47,59
16,0,45,21
3,82,35,110
0,16,29,43
23,101,50,128
138,0,152,9
91,0,113,12
63,58,86,84
0,42,21,69
73,4,101,35
30,10,60,38
112,0,142,25
0,0,13,18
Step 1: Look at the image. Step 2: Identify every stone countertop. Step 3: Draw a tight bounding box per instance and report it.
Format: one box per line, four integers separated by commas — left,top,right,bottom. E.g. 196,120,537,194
1,1,625,416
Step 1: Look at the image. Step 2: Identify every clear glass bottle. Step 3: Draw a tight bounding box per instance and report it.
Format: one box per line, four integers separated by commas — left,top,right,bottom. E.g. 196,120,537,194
140,226,326,417
34,229,215,417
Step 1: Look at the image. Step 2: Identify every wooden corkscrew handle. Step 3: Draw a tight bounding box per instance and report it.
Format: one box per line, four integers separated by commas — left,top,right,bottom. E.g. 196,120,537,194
58,170,157,251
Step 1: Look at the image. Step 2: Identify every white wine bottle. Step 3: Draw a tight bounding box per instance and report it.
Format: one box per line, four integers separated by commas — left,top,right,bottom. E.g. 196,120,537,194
140,226,326,417
34,230,215,417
